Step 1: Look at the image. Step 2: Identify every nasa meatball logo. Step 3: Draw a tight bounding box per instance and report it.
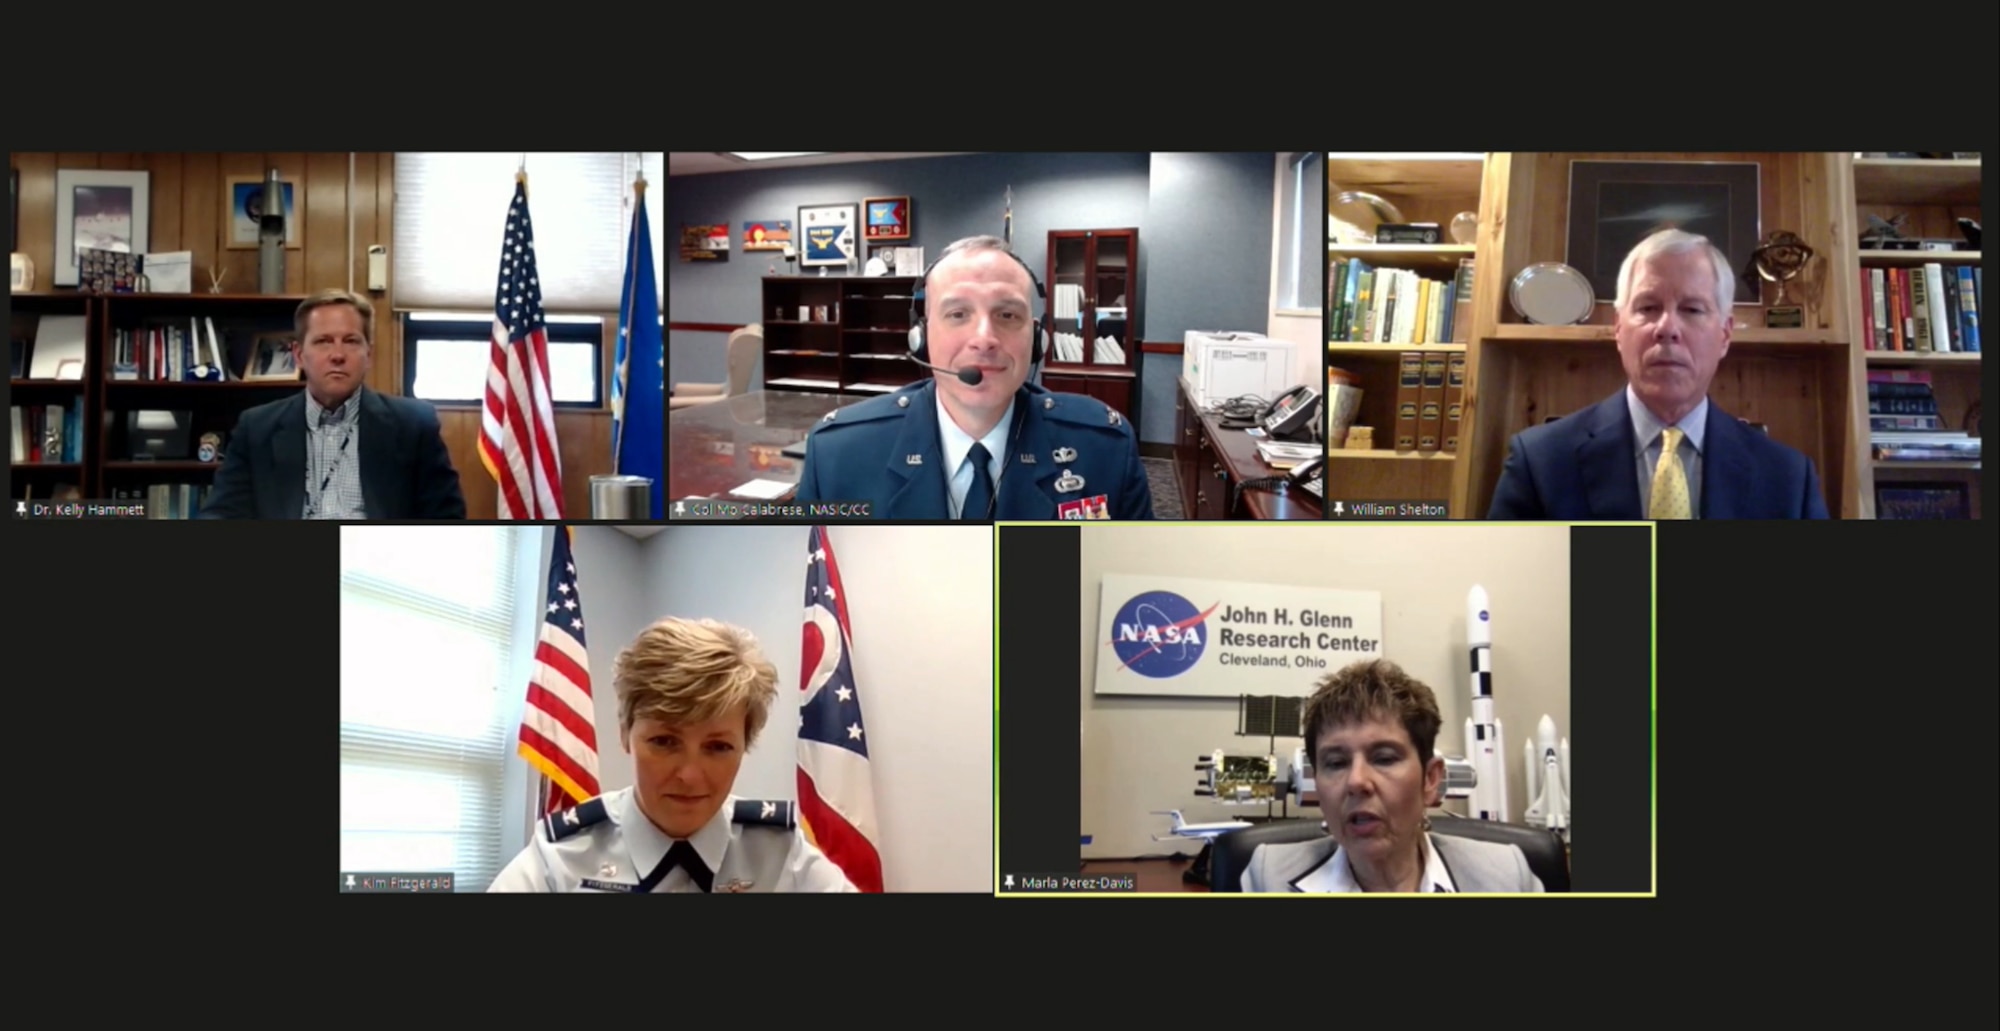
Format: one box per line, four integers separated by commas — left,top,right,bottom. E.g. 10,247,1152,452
1478,609,1488,622
1108,590,1221,679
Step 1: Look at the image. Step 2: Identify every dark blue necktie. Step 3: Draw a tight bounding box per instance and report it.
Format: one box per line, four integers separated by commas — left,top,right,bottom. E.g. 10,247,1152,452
638,840,712,893
962,442,993,519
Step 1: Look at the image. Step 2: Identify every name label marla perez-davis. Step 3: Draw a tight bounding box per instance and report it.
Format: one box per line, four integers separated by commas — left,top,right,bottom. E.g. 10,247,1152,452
1091,573,1382,698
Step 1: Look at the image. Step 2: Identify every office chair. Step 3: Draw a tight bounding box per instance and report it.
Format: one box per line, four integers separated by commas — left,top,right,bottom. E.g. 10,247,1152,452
671,324,761,410
1206,815,1570,893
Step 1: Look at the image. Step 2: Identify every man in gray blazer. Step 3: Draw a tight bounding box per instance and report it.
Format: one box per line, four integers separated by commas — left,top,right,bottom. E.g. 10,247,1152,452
1239,659,1545,893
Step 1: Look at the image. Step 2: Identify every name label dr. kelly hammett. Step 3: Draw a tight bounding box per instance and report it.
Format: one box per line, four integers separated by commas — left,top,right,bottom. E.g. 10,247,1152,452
1092,573,1383,698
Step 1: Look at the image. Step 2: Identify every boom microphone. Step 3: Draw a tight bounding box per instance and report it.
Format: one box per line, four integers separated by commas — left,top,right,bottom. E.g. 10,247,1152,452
907,355,983,386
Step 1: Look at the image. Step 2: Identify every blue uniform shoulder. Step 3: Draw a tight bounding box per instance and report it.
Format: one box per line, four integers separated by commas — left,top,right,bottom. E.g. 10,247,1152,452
1036,389,1132,435
809,385,924,435
543,796,612,843
733,799,797,829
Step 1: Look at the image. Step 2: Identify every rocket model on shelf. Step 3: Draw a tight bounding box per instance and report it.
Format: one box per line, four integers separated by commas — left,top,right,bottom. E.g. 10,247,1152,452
1463,585,1509,822
1523,714,1570,840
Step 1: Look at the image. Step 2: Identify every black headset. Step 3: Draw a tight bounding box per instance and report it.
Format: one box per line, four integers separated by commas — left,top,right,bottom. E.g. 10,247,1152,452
907,246,1048,367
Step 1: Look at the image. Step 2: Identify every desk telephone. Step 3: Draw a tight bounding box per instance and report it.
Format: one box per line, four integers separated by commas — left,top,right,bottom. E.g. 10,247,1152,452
1261,385,1322,438
1289,456,1323,499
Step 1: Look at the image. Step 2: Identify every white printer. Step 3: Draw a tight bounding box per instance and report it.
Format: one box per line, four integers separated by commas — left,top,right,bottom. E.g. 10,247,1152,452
1181,331,1297,409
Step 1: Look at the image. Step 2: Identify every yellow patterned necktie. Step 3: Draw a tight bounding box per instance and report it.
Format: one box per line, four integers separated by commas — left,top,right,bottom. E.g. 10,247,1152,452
1649,426,1691,520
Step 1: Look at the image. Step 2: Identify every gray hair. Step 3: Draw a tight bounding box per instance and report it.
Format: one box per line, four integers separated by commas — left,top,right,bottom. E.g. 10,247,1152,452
1614,228,1734,312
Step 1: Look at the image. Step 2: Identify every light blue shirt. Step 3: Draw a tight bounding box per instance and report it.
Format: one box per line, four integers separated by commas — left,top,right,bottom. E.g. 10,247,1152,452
937,395,1013,520
1626,385,1705,519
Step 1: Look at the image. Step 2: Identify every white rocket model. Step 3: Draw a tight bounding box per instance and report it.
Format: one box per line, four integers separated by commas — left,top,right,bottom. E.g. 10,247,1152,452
1463,585,1508,822
1523,714,1570,840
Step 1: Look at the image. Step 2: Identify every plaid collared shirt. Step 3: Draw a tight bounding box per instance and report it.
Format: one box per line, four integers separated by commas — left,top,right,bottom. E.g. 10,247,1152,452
304,391,366,519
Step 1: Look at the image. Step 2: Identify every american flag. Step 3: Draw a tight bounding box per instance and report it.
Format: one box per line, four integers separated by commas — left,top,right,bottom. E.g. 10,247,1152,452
517,527,600,815
796,525,884,892
477,178,565,519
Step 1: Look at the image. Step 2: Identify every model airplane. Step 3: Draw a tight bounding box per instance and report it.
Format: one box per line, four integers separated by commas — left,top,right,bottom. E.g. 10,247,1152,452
1522,714,1570,840
1151,810,1253,842
1464,585,1509,822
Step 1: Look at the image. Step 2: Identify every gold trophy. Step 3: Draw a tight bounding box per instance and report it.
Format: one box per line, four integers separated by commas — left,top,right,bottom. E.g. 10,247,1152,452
1752,231,1814,329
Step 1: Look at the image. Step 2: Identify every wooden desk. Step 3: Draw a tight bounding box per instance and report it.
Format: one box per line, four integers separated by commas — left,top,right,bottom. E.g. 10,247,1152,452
667,390,858,501
1171,379,1324,520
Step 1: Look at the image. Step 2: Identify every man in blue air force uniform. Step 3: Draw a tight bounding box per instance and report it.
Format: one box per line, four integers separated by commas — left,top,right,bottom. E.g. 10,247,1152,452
792,236,1154,520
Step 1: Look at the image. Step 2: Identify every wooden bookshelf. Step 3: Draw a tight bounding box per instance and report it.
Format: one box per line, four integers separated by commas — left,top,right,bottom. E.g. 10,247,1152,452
1325,154,1483,514
12,293,95,499
1442,152,1917,519
1041,227,1139,427
760,275,920,395
9,291,308,505
1840,155,1982,519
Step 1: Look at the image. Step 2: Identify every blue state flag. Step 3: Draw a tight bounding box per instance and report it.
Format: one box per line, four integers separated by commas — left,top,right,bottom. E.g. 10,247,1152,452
613,192,664,519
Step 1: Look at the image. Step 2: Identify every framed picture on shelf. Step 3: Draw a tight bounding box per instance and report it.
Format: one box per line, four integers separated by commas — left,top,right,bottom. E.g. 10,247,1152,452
224,175,301,249
243,331,300,381
1565,160,1761,306
797,202,859,267
864,196,911,241
53,168,150,287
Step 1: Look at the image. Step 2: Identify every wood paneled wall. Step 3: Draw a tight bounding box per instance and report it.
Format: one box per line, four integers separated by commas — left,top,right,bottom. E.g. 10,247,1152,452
11,151,616,520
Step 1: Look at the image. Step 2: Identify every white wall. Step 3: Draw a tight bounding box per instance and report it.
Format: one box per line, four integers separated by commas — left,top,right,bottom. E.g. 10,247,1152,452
1079,523,1570,860
555,524,994,892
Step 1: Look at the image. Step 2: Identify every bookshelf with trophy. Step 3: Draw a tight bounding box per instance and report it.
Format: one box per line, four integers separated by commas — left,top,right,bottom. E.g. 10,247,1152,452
1324,155,1485,515
1842,154,1982,519
1447,152,1881,519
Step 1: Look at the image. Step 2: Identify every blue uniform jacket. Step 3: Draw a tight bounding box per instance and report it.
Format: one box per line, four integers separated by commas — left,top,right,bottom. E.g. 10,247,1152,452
793,380,1155,520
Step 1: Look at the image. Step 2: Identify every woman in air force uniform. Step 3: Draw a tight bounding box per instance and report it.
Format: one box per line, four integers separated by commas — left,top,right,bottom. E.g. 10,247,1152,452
490,618,858,893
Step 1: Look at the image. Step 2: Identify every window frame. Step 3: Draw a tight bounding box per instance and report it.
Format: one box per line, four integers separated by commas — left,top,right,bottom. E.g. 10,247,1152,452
337,524,547,892
398,312,606,410
1276,150,1326,315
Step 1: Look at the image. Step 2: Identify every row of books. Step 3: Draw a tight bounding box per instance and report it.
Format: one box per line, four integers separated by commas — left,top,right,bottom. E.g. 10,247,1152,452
1859,263,1981,352
10,405,83,463
1389,351,1465,454
1866,369,1979,462
112,318,230,381
1329,258,1472,345
111,483,214,519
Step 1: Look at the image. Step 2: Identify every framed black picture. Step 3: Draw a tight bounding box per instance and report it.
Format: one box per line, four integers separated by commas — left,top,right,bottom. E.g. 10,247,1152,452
1566,160,1762,306
10,168,16,252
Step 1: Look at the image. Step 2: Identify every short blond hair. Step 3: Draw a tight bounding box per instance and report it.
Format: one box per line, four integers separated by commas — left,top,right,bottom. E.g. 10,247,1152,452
613,617,779,747
295,288,376,344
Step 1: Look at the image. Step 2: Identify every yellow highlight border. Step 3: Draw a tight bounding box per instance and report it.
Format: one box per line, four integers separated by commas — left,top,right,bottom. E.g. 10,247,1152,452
989,519,1659,899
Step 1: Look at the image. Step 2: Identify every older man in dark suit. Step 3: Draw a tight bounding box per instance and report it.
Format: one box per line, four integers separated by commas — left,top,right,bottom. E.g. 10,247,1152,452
1487,229,1829,520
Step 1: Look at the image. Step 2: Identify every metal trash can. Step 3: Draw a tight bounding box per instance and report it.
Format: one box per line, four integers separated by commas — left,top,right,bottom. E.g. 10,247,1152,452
590,475,654,519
